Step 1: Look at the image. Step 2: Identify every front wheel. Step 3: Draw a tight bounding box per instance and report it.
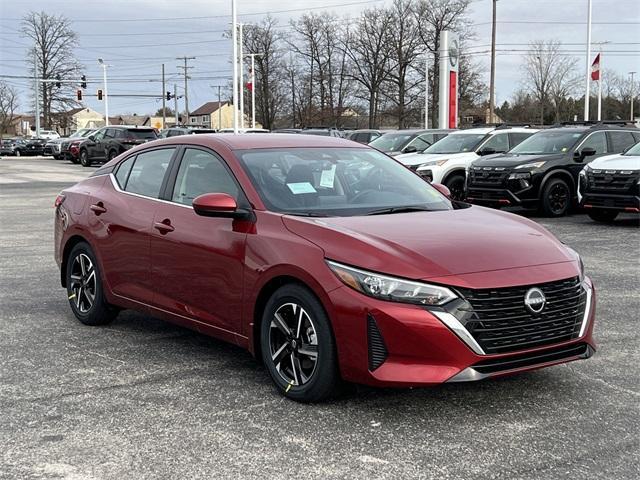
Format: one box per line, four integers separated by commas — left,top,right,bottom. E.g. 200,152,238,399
588,209,619,223
65,242,117,326
260,284,339,402
80,149,92,167
107,149,118,161
444,173,466,201
541,178,571,217
14,149,21,157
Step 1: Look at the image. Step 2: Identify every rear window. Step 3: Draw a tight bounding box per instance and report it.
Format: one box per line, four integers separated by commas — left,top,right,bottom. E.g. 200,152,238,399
126,129,158,140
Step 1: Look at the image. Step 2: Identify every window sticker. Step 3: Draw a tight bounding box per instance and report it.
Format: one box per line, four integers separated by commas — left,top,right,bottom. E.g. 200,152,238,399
561,147,568,152
319,165,337,188
287,182,317,194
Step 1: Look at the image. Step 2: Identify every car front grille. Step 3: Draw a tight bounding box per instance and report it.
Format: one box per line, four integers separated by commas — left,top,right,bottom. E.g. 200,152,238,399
456,277,587,354
468,167,510,187
586,169,638,193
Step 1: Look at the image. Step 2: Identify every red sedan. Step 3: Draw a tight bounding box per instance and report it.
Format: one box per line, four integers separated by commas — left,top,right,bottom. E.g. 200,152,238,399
54,134,596,402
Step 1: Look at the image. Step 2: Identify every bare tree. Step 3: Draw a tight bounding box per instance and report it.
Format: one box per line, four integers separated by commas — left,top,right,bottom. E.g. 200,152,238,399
522,40,579,125
22,11,83,129
0,81,20,138
344,7,394,128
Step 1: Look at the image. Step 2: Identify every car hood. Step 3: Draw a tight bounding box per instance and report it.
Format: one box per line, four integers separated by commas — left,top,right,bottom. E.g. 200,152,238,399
587,153,640,170
398,152,477,167
282,206,575,280
472,153,565,167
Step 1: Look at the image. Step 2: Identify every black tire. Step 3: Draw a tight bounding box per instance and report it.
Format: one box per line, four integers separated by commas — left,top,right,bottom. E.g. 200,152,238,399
80,149,92,167
14,149,21,157
107,149,118,161
541,178,571,217
444,172,466,201
69,155,80,164
65,242,117,326
260,284,339,402
588,209,619,223
53,154,61,160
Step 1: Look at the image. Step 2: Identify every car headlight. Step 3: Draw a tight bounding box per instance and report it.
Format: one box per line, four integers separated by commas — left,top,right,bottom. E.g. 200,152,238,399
514,161,546,170
508,172,531,180
326,260,457,306
564,246,585,282
418,159,449,168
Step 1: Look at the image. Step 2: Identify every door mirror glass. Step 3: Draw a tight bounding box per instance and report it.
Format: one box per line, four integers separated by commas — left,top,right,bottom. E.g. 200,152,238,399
431,183,451,198
403,145,418,154
575,147,597,162
193,193,244,218
87,135,95,141
478,147,496,156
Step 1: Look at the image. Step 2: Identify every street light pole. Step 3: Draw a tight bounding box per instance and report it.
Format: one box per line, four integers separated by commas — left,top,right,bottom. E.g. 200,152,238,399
583,0,592,121
98,58,110,126
631,71,637,122
238,23,245,129
34,51,40,137
231,0,239,133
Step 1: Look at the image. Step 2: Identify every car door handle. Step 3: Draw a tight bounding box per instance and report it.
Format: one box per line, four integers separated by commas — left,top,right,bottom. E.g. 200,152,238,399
154,220,175,234
90,202,107,215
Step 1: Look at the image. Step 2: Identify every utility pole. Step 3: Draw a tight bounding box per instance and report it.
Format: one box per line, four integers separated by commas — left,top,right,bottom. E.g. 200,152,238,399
98,58,110,126
161,63,166,129
489,0,497,124
218,85,222,129
238,23,245,129
177,56,195,120
231,0,239,133
631,71,637,121
33,51,40,137
247,53,262,128
174,83,178,126
584,0,592,120
424,55,429,129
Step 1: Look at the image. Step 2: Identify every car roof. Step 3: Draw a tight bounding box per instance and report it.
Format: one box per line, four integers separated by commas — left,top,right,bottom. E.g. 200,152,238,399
154,133,365,150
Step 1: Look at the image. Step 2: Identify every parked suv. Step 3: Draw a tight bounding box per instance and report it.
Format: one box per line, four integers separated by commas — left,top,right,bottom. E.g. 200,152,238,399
578,141,640,222
465,123,640,216
370,129,451,156
400,126,537,200
45,128,95,160
346,129,385,144
0,138,26,156
78,126,158,167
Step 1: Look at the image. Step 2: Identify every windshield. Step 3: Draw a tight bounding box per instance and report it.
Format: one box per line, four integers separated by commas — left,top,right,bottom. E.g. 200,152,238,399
126,129,158,139
369,133,415,152
510,131,583,155
237,148,452,216
623,142,640,156
423,133,487,154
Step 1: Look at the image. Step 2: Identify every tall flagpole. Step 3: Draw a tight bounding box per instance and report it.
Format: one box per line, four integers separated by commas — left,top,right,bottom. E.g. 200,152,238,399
231,0,238,133
424,55,429,129
239,23,244,129
583,0,592,121
597,53,602,121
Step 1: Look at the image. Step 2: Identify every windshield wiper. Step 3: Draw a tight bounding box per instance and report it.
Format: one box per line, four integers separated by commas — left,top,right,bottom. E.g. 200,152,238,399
365,206,432,216
283,211,329,217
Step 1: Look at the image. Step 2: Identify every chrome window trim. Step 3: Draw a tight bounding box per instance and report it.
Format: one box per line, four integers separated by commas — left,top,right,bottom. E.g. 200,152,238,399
108,173,192,210
431,310,486,355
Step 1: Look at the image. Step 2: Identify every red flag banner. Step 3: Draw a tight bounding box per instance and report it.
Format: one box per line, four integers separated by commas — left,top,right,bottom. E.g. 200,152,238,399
246,82,253,92
591,54,600,81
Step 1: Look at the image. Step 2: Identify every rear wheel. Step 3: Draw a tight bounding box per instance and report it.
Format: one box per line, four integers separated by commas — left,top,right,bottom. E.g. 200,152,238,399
15,149,21,157
588,209,619,223
65,242,117,326
444,173,466,201
541,178,571,217
80,149,92,167
107,149,118,161
260,284,339,402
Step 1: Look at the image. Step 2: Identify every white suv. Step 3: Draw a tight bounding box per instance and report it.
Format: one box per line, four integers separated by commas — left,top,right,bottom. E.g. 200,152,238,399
37,130,61,140
397,126,537,200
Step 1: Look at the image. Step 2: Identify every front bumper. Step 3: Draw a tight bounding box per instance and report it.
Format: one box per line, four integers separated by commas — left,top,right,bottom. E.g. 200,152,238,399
581,192,640,213
328,274,596,387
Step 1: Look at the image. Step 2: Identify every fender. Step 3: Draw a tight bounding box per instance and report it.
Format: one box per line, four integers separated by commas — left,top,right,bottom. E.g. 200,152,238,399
442,168,466,185
540,168,577,198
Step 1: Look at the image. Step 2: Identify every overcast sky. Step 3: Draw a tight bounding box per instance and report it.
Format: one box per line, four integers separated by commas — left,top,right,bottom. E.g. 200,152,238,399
1,0,638,118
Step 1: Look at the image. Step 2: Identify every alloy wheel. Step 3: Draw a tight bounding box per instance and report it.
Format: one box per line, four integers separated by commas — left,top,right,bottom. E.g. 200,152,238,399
447,176,465,201
548,182,568,214
269,302,319,386
69,253,96,313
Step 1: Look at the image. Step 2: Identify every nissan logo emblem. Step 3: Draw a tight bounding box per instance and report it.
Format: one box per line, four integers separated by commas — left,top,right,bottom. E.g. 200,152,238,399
524,288,546,314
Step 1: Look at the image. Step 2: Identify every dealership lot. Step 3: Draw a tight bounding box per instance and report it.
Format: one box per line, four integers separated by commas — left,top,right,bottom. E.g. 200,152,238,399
0,157,638,479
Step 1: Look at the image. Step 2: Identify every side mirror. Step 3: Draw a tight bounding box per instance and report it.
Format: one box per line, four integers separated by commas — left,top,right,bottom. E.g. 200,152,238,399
403,145,418,154
478,147,496,156
193,193,250,219
87,135,95,141
432,183,451,198
574,147,596,162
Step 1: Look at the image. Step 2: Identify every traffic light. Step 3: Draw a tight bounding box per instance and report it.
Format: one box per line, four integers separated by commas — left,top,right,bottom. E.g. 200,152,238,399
55,75,61,88
76,89,83,101
81,75,87,89
166,91,172,101
97,89,103,101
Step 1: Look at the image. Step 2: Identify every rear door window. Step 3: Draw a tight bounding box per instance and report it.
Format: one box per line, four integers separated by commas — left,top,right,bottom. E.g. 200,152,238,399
114,156,136,188
124,148,175,198
608,131,636,152
480,133,509,153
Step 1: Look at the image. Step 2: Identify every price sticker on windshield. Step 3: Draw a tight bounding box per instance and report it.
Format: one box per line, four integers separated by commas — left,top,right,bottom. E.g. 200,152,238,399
319,165,337,188
287,182,317,194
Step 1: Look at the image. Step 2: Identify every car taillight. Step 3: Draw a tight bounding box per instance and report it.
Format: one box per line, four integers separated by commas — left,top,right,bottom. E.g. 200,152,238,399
54,193,66,208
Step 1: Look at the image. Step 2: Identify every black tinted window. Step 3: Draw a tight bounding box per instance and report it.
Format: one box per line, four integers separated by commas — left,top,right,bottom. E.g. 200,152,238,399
481,133,509,152
126,129,158,140
115,156,135,188
172,149,239,205
608,131,636,152
580,132,608,154
125,148,175,198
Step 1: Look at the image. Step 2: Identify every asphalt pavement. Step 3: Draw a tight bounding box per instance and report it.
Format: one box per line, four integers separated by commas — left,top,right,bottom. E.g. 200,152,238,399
0,156,638,479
